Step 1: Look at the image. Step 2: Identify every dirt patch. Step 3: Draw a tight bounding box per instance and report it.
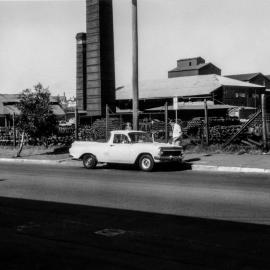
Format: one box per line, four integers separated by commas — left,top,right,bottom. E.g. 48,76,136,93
0,146,70,160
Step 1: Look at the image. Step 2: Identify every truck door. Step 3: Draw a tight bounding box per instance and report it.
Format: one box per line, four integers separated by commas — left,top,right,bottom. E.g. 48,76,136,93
106,134,133,163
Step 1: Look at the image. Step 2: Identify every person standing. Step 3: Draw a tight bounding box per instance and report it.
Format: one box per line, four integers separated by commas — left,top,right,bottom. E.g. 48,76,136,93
170,120,182,146
125,122,132,130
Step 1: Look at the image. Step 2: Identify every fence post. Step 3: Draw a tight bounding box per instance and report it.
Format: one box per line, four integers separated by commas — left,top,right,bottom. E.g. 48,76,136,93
261,94,268,152
165,102,168,143
13,113,16,147
75,106,78,140
120,114,123,130
204,99,209,145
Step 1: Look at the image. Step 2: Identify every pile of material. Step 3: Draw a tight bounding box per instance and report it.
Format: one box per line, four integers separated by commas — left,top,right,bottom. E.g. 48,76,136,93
79,118,122,140
209,125,242,144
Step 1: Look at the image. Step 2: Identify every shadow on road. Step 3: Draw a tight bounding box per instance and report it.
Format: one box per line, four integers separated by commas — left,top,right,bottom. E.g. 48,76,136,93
1,196,270,270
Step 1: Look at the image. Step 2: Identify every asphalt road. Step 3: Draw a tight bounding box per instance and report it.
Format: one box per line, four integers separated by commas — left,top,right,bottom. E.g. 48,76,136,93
1,162,270,269
0,162,270,225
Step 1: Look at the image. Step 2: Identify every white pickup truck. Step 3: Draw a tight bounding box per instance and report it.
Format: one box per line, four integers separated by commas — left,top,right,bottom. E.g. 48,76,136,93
69,130,183,172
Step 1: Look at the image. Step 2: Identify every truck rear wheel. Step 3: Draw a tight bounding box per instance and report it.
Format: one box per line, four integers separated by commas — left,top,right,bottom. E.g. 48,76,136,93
138,154,154,172
83,154,97,169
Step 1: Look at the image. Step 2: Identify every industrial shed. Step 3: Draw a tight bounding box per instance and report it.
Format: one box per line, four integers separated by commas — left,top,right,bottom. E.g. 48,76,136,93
116,74,265,111
0,94,65,127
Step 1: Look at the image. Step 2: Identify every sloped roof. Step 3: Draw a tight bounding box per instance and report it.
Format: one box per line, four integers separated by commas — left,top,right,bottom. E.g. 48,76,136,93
3,105,21,115
0,94,20,103
225,73,261,81
50,104,65,116
116,74,264,101
0,93,65,116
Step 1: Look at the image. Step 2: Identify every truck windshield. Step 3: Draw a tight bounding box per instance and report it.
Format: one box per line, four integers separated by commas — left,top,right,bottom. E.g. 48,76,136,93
129,132,153,143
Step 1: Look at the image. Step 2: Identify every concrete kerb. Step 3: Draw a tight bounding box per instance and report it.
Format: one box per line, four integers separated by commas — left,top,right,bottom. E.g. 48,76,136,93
191,164,270,174
0,158,269,174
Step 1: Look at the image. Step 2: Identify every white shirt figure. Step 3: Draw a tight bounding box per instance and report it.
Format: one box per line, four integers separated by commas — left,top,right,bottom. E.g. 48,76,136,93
125,122,132,130
171,122,182,145
172,122,182,138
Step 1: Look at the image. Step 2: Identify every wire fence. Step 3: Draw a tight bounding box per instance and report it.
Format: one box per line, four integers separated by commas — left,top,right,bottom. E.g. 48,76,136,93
0,104,269,149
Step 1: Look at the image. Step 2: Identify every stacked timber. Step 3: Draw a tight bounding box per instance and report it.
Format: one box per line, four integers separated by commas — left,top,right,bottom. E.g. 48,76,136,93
210,125,242,144
79,118,121,141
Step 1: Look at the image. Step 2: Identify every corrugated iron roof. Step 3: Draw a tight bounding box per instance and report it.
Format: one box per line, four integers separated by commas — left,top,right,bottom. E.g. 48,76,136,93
0,104,65,116
50,104,65,116
225,73,261,81
3,105,21,115
0,94,65,116
116,74,264,101
0,94,20,103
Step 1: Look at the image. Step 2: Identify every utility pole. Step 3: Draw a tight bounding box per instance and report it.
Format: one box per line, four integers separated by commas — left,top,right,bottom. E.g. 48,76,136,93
75,99,78,140
105,104,109,141
132,0,139,130
204,99,209,145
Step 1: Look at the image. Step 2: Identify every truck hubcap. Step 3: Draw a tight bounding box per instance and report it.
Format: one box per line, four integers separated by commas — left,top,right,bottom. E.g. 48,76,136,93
142,158,151,169
86,157,94,167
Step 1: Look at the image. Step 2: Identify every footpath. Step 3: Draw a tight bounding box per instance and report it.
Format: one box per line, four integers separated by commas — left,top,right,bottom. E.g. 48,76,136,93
0,149,269,174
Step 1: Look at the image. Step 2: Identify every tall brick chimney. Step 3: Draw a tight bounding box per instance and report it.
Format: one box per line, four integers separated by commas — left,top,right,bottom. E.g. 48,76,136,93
76,0,116,118
76,32,87,112
86,0,116,116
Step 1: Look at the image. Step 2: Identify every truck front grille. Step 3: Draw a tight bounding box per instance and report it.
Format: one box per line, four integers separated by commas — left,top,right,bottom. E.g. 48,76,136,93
160,147,182,157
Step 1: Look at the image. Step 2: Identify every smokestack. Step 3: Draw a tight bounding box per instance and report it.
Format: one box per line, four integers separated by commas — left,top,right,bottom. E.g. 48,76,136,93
76,32,87,111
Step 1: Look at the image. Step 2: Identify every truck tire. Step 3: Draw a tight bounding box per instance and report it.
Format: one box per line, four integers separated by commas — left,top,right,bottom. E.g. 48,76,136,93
83,154,97,169
138,154,154,172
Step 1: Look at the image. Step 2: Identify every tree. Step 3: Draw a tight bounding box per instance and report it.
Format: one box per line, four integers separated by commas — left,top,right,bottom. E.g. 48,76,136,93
16,83,57,157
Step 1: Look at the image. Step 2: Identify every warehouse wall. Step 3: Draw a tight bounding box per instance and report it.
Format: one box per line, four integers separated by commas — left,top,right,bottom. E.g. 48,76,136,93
168,70,199,78
222,86,265,108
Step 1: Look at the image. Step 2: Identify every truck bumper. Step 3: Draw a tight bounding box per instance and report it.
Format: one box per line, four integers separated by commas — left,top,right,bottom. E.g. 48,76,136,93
154,155,183,162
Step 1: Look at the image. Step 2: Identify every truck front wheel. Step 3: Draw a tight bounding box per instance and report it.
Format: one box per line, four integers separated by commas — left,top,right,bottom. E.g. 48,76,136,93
82,154,97,169
138,154,154,172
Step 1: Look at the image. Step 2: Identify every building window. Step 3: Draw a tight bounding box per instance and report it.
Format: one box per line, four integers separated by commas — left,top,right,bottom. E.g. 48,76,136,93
240,93,246,98
189,62,192,66
252,93,259,98
235,92,239,98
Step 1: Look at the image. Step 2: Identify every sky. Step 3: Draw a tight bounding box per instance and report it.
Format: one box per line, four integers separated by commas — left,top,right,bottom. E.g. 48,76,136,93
1,0,270,97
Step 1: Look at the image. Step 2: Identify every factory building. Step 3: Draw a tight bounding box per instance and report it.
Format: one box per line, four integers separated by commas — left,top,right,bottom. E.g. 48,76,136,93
116,74,266,111
225,73,270,89
168,57,221,78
